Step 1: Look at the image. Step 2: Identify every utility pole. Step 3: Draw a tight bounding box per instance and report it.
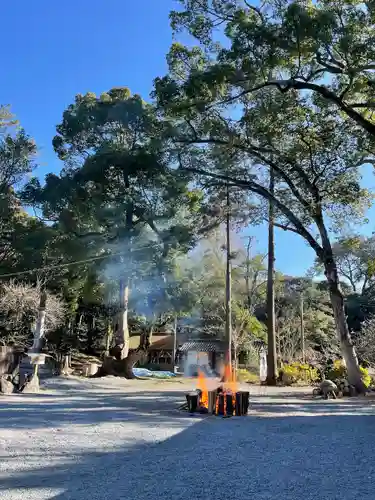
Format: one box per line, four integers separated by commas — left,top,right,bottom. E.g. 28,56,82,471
173,315,178,373
300,292,305,363
266,168,277,385
225,183,232,369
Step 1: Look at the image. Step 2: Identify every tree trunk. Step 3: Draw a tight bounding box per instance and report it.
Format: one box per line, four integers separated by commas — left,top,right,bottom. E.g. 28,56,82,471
113,185,133,361
276,324,282,369
114,279,130,360
105,320,112,357
173,316,178,370
123,350,145,378
32,289,47,352
86,314,95,355
314,211,366,393
300,293,305,363
101,282,150,379
59,355,72,376
139,325,154,351
325,260,366,392
266,168,277,385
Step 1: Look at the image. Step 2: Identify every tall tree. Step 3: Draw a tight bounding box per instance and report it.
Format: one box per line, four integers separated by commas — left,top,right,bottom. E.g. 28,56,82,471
154,3,374,391
23,88,212,372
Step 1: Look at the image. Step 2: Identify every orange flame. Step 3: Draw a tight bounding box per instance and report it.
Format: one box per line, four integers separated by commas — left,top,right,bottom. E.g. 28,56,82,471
197,368,209,408
196,362,238,415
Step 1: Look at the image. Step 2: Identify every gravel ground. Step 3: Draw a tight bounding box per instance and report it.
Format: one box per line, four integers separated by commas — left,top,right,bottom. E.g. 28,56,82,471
1,377,375,500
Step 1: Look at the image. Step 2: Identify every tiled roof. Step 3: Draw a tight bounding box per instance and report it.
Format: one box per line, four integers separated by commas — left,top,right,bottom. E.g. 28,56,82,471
179,341,224,352
128,336,226,352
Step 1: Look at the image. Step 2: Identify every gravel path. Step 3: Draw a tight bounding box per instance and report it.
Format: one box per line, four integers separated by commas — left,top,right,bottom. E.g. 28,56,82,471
1,377,375,500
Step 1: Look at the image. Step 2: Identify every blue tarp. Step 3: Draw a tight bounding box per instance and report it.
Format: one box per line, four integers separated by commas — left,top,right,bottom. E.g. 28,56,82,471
132,368,176,378
152,371,177,378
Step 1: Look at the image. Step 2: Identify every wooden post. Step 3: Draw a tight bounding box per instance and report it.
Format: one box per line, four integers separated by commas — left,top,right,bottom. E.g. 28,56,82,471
266,168,277,385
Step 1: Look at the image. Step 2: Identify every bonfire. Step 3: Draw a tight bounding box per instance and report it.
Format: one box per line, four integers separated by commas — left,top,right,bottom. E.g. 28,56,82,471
184,361,249,417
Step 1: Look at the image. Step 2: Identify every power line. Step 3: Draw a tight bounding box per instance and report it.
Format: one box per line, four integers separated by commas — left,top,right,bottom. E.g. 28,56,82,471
0,241,164,280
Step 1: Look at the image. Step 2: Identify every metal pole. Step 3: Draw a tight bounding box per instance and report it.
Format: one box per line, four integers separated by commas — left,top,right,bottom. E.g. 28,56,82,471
225,183,232,369
300,292,305,363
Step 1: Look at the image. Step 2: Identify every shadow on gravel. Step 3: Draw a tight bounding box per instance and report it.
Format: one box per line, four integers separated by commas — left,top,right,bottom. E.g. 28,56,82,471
0,390,192,429
249,394,375,417
1,412,375,499
1,392,375,499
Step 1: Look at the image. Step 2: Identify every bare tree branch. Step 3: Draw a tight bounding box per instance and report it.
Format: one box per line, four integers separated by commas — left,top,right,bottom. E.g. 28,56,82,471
177,136,319,208
244,0,265,22
202,77,375,137
274,223,301,235
177,165,324,258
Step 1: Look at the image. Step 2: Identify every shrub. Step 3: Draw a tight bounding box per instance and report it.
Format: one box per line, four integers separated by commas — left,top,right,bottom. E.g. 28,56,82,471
281,362,320,386
236,368,259,384
360,366,371,388
281,364,299,385
326,360,346,381
326,359,371,388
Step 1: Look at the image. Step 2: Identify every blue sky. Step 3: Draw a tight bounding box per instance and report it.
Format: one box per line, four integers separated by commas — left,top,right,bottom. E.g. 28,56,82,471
2,0,374,277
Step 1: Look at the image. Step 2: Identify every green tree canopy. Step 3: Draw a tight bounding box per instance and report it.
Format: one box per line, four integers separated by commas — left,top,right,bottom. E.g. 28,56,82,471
23,88,207,264
167,0,375,142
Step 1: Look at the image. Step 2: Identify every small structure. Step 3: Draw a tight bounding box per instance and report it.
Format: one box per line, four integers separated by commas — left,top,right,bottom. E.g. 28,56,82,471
127,333,175,371
128,332,227,374
178,340,226,376
147,335,175,370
